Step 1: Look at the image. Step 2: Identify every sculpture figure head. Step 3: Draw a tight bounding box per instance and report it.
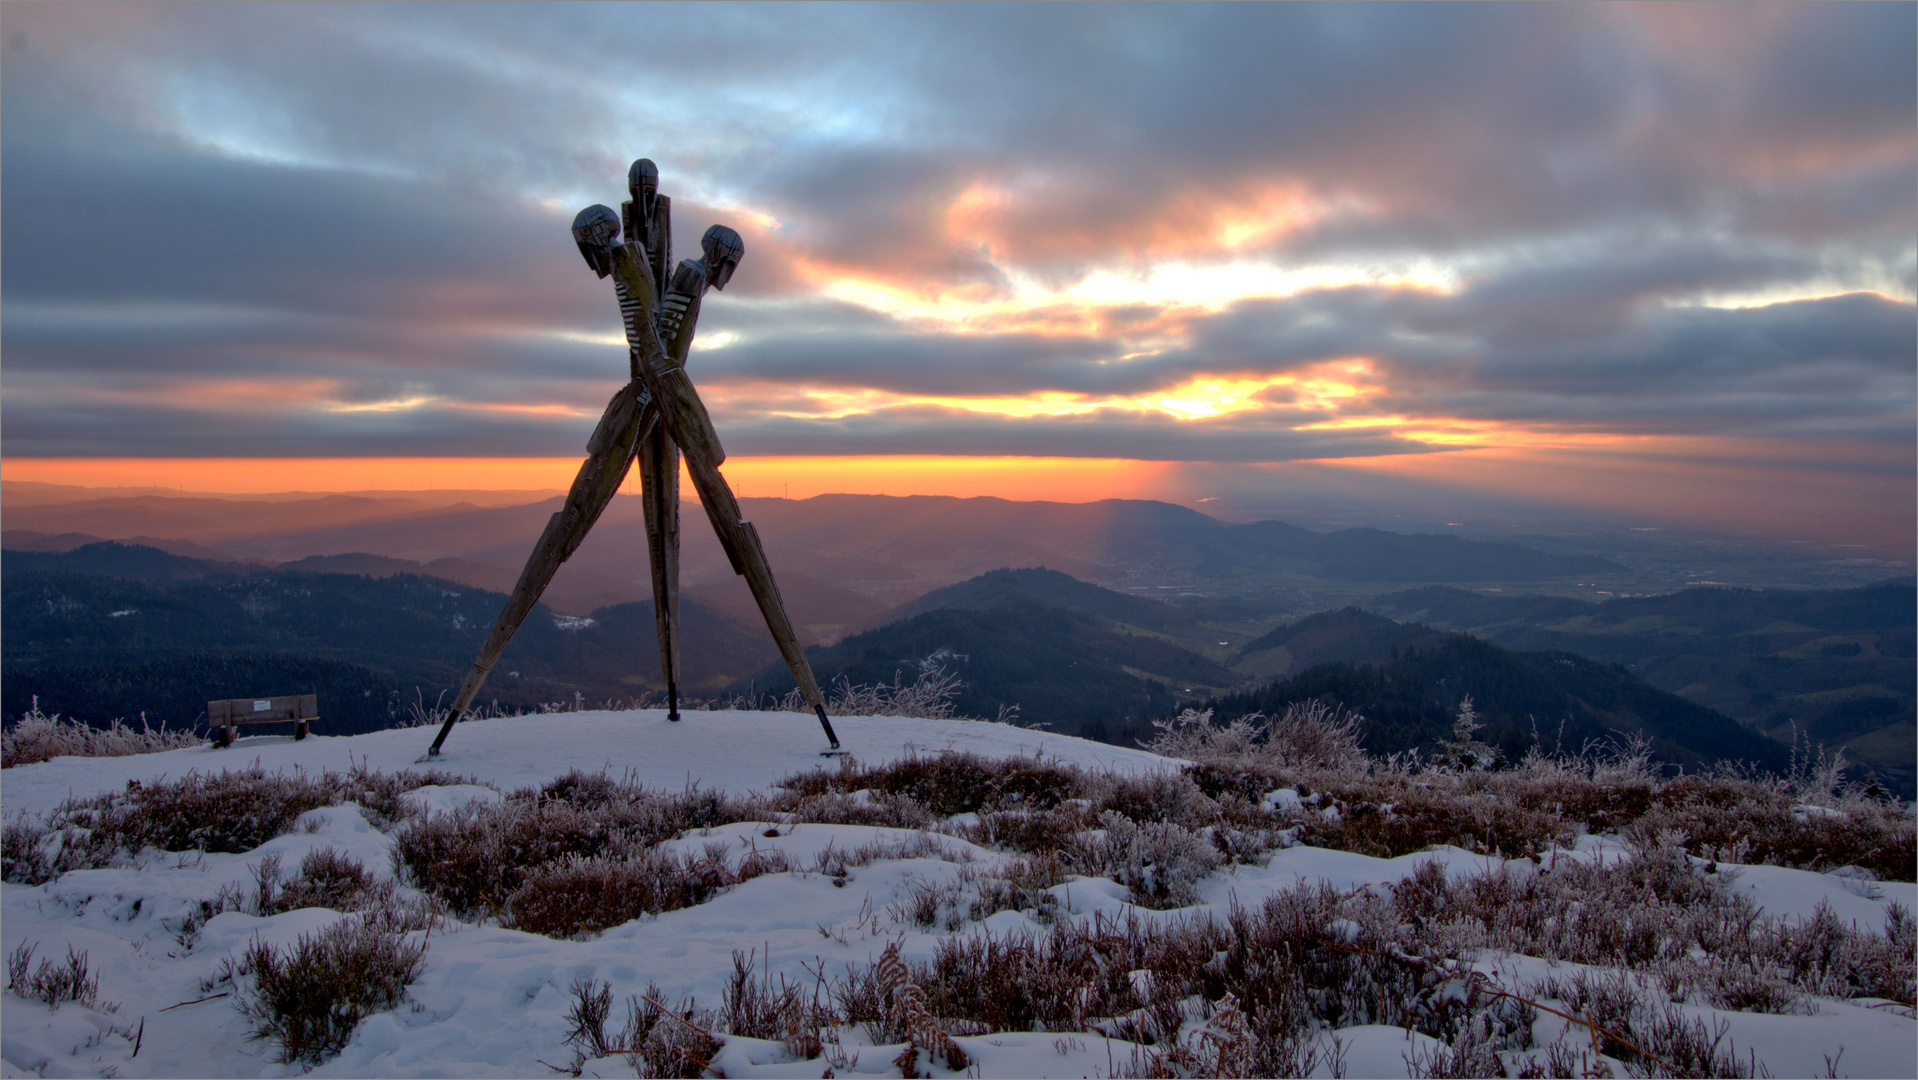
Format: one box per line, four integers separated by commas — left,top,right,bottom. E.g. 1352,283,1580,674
571,204,621,278
628,158,659,221
700,224,745,291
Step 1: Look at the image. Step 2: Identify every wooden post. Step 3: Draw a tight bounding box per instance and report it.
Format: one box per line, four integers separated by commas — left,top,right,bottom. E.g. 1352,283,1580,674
637,422,682,719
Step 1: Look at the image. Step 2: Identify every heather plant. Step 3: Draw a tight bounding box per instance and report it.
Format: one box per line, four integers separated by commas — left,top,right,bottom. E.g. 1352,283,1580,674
7,693,1913,1076
231,916,426,1066
630,998,725,1079
6,942,107,1011
392,771,782,923
250,848,407,919
720,948,833,1055
162,882,248,955
781,750,1080,817
501,844,794,938
3,697,201,768
537,856,1909,1077
470,732,1910,1078
3,762,474,886
1522,969,1769,1078
1,812,61,886
787,787,937,830
561,980,722,1079
1086,810,1221,909
1149,704,1916,882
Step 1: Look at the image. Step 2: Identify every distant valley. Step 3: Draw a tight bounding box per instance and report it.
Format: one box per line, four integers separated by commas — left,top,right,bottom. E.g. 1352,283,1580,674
4,482,1912,795
4,484,1662,623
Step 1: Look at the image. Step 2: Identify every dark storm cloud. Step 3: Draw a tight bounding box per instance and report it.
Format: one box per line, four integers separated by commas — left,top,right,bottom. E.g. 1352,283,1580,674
739,2,1914,275
0,384,608,458
1,2,1911,463
1,143,602,329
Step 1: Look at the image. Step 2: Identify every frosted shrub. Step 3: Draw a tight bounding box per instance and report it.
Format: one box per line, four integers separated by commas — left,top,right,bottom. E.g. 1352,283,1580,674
831,666,965,719
1145,707,1254,760
2,698,201,768
1,814,59,886
1265,700,1367,771
1404,1013,1506,1079
738,666,966,720
1091,810,1221,909
1144,699,1364,772
1436,695,1502,772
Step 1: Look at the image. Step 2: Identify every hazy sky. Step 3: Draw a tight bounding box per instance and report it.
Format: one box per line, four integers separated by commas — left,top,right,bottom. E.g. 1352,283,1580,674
3,2,1913,550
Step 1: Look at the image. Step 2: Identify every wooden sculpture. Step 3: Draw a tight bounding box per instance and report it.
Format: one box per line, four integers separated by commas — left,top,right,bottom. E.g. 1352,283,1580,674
425,160,840,757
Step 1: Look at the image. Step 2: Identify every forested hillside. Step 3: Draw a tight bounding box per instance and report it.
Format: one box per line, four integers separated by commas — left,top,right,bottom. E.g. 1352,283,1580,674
1,564,779,733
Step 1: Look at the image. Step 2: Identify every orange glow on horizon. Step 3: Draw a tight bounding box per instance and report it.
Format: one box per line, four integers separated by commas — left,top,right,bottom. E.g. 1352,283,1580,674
6,443,1909,555
1,458,592,494
0,455,1176,504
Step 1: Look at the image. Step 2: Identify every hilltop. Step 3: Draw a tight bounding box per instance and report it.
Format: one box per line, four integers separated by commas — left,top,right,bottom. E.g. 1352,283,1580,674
1,708,1911,1078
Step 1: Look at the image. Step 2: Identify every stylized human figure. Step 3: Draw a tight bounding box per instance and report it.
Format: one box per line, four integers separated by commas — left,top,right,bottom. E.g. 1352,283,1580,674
426,161,840,757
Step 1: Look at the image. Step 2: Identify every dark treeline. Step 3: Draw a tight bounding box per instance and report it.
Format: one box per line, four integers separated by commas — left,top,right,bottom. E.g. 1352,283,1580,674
3,652,411,736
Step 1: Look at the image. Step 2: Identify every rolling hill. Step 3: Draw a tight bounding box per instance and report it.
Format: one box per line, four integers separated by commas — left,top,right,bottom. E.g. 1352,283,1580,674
1202,608,1798,776
1368,582,1916,791
730,569,1244,737
733,569,1803,781
7,489,1626,620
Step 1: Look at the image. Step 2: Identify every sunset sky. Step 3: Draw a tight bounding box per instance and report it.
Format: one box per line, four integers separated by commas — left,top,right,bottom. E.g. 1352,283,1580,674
3,2,1913,554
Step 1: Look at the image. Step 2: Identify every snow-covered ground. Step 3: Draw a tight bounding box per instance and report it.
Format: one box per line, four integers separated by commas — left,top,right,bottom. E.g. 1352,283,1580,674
3,710,1913,1078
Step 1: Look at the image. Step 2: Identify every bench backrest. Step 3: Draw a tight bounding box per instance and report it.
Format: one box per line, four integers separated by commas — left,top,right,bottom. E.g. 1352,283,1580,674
207,694,319,724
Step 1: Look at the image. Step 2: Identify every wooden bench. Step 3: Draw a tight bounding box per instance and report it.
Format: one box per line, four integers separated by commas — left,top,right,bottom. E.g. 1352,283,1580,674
207,694,318,748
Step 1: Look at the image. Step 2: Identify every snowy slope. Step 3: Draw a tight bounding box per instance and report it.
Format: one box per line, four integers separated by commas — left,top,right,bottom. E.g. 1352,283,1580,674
3,710,1913,1078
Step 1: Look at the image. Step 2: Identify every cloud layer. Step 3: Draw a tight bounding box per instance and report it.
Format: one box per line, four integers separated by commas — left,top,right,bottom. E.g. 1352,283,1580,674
3,2,1911,532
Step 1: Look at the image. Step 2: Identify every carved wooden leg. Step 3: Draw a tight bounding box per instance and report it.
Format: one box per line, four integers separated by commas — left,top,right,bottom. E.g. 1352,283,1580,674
426,381,650,756
678,447,839,749
634,359,839,747
610,241,839,749
636,420,682,720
